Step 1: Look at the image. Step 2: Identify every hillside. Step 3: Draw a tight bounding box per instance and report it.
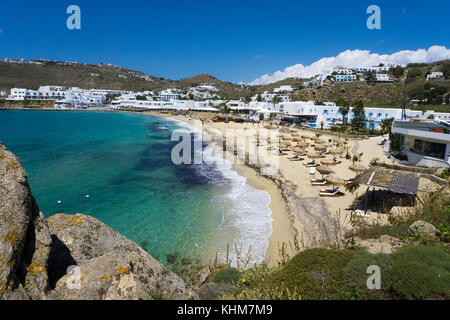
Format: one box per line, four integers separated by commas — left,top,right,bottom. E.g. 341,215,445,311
291,60,450,110
0,61,252,100
1,59,449,110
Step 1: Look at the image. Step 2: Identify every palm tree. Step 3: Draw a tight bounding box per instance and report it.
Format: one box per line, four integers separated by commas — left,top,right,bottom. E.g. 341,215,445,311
336,98,350,126
272,96,282,109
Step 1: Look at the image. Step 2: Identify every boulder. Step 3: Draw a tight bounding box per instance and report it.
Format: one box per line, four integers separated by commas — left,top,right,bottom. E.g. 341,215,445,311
0,143,43,299
358,236,404,254
0,143,196,300
409,220,438,239
47,213,197,300
197,283,236,300
359,239,395,254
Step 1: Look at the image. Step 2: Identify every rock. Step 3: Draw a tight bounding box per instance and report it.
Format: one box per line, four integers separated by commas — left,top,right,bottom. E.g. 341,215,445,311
435,168,444,177
197,266,211,286
47,213,197,300
0,144,197,300
409,221,438,239
358,234,405,254
379,235,400,243
0,144,43,298
47,253,145,300
197,283,236,300
18,212,52,300
359,239,395,254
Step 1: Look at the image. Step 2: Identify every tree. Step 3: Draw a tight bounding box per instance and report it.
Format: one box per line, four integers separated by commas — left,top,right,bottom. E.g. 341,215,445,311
272,96,282,108
256,94,263,102
351,100,366,130
380,117,394,134
365,71,376,85
336,98,350,125
407,68,422,80
244,95,252,104
441,64,450,79
392,66,405,81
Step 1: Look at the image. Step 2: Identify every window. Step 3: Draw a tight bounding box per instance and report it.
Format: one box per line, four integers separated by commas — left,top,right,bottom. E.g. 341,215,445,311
412,139,446,160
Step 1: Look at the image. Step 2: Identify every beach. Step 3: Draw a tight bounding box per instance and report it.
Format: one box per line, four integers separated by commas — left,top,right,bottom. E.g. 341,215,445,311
146,110,398,264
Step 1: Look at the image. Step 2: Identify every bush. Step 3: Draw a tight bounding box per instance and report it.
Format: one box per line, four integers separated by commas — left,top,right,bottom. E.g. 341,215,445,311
211,267,242,284
268,248,356,300
345,245,450,300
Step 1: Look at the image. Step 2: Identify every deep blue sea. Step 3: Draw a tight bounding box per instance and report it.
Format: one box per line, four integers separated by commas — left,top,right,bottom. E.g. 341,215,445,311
0,110,272,265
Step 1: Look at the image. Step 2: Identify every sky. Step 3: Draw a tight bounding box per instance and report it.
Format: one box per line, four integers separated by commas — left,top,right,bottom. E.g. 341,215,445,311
0,0,449,84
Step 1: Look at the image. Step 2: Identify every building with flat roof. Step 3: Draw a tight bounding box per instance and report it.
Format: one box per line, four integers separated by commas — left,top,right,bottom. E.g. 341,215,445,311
391,120,450,168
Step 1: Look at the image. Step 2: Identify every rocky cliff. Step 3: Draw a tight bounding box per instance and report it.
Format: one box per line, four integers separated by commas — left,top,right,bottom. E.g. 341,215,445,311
0,142,196,300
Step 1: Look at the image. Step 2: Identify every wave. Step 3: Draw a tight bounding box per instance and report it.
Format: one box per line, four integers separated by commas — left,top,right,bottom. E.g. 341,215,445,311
168,118,273,265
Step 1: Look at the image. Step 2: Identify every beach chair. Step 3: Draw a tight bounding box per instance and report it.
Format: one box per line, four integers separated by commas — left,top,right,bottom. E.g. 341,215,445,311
304,161,319,167
288,156,304,161
319,151,329,158
332,158,342,164
319,187,341,197
311,178,328,185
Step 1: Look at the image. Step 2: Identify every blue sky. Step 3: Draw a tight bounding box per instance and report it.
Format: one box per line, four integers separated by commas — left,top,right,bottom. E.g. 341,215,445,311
0,0,449,83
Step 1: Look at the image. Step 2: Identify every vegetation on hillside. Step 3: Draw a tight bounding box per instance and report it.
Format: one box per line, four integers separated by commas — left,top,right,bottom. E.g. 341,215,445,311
1,59,448,110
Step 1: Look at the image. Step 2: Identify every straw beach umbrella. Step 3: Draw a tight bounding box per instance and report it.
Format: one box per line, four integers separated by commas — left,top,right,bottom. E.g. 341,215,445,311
308,151,321,159
315,139,326,144
301,135,311,139
293,136,304,142
291,147,305,155
281,134,292,141
325,175,345,189
314,145,327,151
320,158,338,166
296,141,309,148
328,148,342,155
316,165,334,177
349,163,367,173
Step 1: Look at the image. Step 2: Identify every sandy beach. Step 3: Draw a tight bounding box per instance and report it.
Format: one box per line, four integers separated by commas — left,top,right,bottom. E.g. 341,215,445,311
144,110,442,265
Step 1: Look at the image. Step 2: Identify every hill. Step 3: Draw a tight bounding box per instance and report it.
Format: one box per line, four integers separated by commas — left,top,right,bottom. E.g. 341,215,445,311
0,59,449,110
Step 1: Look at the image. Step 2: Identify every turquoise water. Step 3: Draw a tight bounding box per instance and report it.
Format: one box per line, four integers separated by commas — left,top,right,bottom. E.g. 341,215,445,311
0,110,272,265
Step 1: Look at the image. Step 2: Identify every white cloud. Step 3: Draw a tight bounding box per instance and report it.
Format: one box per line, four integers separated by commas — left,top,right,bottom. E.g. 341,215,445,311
249,45,450,85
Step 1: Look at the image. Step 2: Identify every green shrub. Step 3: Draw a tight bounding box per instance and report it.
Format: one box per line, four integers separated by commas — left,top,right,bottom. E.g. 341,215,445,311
268,248,356,300
345,245,450,300
386,245,450,299
211,267,242,284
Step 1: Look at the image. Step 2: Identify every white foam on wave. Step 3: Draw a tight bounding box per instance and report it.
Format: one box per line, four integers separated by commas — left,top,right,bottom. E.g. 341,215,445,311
169,118,273,266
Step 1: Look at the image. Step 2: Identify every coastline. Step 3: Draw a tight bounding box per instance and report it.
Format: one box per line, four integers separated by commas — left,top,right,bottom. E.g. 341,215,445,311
1,108,397,267
149,111,298,265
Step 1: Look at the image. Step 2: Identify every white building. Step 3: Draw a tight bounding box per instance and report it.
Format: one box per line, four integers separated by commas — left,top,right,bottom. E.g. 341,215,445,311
334,74,357,82
427,72,444,81
273,85,293,93
391,120,450,168
375,74,393,82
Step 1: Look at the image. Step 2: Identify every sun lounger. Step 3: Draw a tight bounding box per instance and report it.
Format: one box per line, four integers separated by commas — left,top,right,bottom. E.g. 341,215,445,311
354,209,372,217
304,161,319,167
319,187,341,197
332,158,342,164
288,156,303,161
311,178,328,185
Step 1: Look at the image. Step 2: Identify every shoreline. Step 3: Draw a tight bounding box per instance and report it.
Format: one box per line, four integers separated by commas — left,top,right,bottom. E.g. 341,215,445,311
2,108,400,266
151,111,298,265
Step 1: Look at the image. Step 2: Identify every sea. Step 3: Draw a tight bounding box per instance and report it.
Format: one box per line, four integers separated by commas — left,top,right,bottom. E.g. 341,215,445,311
0,110,272,266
